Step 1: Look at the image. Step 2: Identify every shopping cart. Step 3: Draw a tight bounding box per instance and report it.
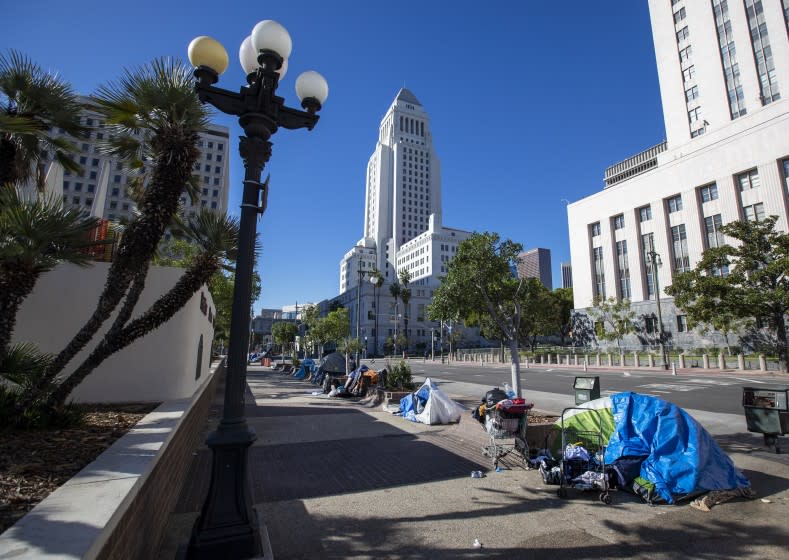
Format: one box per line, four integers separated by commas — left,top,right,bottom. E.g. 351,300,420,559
557,406,611,504
481,398,533,469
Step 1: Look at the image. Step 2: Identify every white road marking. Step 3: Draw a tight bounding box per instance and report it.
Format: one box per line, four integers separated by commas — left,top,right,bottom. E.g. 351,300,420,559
645,390,672,394
683,378,739,386
638,383,700,392
623,372,631,377
733,377,766,384
546,369,555,372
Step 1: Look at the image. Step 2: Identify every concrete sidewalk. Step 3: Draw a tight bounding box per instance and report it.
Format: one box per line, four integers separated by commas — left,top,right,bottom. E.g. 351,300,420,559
158,367,789,560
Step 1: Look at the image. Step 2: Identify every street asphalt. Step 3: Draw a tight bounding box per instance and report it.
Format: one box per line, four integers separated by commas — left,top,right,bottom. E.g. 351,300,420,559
157,362,789,560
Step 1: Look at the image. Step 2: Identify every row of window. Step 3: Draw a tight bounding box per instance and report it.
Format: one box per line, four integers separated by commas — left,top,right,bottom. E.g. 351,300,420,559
592,163,777,235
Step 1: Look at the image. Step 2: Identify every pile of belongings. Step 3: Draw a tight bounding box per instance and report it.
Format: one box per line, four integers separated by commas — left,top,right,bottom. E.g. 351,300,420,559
399,378,465,425
542,392,751,505
292,358,316,380
329,364,381,398
311,353,352,391
472,387,534,424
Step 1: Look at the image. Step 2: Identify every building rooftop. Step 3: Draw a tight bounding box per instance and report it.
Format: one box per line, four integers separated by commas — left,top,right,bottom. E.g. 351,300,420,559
395,88,421,106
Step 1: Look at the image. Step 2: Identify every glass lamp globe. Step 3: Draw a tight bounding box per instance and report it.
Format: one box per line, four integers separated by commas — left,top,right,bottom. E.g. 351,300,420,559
188,36,229,75
295,71,329,105
251,20,292,59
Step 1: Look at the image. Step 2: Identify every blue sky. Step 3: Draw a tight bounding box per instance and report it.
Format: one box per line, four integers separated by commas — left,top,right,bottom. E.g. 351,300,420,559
4,1,665,311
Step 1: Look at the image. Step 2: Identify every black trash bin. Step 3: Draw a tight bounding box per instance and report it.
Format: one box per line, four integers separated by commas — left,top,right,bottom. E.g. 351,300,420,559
574,376,600,405
742,386,789,453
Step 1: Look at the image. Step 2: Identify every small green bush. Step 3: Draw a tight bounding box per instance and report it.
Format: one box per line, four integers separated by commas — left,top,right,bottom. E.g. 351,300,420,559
386,360,415,390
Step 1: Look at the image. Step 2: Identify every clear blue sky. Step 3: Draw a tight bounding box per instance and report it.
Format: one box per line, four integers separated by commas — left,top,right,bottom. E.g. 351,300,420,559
4,1,665,311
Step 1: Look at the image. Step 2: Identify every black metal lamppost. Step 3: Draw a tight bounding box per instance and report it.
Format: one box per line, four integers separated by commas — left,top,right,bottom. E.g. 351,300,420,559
645,248,669,370
185,21,328,559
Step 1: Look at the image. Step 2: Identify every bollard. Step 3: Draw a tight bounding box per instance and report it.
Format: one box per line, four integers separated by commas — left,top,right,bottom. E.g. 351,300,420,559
620,353,625,367
574,355,579,366
556,353,560,366
718,352,725,369
678,354,686,369
737,354,745,370
524,357,529,369
583,359,588,372
648,354,654,367
702,354,709,369
671,362,677,375
596,354,601,367
607,353,613,367
759,354,767,372
634,352,640,368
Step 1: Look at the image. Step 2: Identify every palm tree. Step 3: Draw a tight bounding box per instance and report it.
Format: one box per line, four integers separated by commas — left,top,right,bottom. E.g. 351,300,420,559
389,278,401,355
0,50,85,188
0,187,103,358
38,58,208,388
399,269,411,355
43,210,239,408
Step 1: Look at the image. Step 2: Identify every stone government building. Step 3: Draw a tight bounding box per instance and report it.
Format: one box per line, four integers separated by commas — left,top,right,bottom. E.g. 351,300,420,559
568,0,789,350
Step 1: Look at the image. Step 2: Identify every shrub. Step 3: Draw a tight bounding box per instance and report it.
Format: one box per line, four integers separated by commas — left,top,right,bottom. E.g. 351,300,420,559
386,360,414,390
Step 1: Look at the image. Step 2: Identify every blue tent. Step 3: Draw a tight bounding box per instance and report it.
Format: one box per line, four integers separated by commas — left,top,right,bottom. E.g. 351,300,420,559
604,392,750,504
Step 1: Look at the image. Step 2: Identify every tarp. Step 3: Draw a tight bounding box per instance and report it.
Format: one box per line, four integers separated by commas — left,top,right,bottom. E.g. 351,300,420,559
319,352,347,374
552,397,615,454
399,378,464,425
604,392,750,504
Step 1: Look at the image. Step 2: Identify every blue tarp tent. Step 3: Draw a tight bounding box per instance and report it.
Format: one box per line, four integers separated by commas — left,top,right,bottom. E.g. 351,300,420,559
604,392,750,504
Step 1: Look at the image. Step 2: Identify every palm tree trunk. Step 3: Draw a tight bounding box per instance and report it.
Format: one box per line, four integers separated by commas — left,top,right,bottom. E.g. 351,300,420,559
46,255,217,408
41,131,198,383
0,265,37,358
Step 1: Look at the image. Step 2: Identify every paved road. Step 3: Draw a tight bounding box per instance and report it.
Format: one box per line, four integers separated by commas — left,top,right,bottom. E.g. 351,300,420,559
394,359,789,416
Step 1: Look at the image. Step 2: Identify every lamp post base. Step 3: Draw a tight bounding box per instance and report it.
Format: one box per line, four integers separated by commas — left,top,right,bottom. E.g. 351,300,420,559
187,423,261,559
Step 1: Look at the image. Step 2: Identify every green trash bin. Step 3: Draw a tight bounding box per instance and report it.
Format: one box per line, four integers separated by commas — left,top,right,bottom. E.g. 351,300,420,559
742,386,789,453
574,376,600,405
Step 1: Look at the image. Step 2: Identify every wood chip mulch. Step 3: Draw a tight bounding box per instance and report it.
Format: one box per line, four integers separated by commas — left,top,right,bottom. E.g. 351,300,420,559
0,403,158,535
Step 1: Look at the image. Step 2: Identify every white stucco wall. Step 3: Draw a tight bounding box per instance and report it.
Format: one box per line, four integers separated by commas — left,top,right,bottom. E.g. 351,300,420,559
12,262,215,403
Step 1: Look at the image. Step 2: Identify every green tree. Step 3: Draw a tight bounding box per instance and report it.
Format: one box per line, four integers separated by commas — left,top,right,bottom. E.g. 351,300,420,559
38,58,208,389
272,321,298,354
0,50,85,188
666,216,789,371
588,296,636,349
553,287,575,346
427,232,527,396
0,188,103,358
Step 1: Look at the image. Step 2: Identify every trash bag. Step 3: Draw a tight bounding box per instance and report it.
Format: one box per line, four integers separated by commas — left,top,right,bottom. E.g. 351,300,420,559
485,388,508,408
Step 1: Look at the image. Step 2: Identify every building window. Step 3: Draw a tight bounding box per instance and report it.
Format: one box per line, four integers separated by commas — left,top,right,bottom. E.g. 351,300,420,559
737,168,760,191
679,46,692,64
699,183,718,202
639,205,652,222
677,315,688,332
590,222,601,237
682,65,695,83
676,26,690,42
644,315,658,334
713,0,747,118
745,0,780,104
642,233,656,299
743,202,765,222
616,240,631,299
704,214,724,248
671,224,690,272
688,106,702,123
74,182,82,192
673,7,686,23
685,85,699,101
613,214,625,230
667,195,683,213
782,158,789,195
784,0,789,33
593,246,606,299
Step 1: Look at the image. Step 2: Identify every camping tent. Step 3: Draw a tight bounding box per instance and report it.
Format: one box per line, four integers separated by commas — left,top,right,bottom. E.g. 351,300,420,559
553,393,750,504
399,378,465,425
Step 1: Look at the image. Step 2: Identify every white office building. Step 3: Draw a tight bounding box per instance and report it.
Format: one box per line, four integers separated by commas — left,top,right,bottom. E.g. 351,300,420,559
568,0,789,349
335,89,472,354
43,97,230,224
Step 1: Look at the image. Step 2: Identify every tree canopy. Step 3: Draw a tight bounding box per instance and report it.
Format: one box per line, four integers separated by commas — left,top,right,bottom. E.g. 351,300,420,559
666,216,789,370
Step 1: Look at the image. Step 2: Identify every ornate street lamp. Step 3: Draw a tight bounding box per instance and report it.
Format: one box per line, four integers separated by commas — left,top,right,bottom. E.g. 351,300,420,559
645,249,669,370
369,273,383,357
186,21,328,559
